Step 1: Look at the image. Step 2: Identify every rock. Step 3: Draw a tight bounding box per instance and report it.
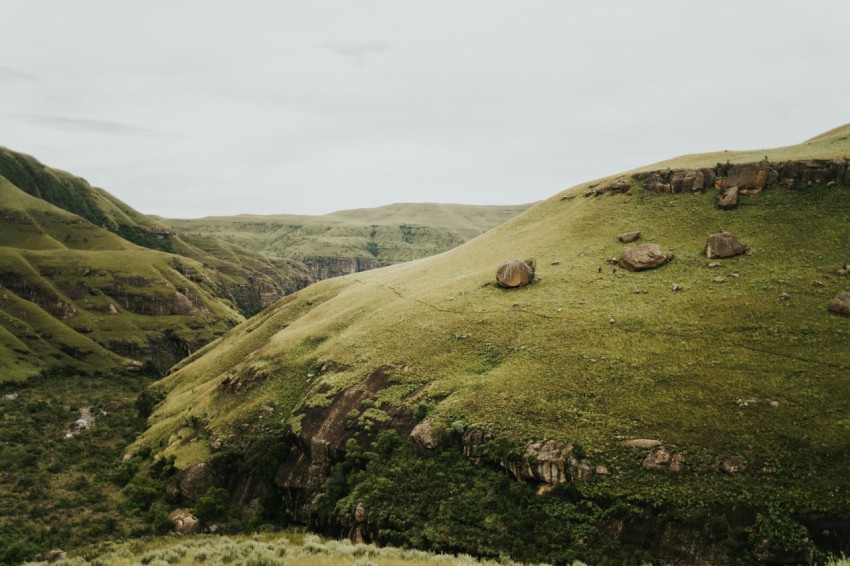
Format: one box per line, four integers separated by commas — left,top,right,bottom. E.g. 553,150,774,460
107,303,118,314
813,280,826,287
38,549,67,563
671,283,683,292
595,178,631,195
169,508,201,534
670,169,714,193
708,262,721,268
618,231,641,244
496,259,535,288
643,447,686,473
550,260,560,266
619,243,673,272
705,231,747,259
714,277,726,284
721,455,746,473
838,265,850,277
354,503,366,523
622,439,662,449
779,292,791,301
123,359,144,372
718,186,739,209
178,462,219,502
595,465,609,476
410,417,441,449
536,484,558,497
828,292,850,316
461,427,495,465
725,160,777,194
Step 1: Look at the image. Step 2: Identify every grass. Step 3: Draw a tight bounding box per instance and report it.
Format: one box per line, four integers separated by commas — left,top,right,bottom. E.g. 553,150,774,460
24,531,578,566
134,126,850,561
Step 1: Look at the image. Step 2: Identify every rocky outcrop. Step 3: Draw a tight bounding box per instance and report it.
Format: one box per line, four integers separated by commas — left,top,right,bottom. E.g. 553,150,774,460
589,178,632,196
502,439,594,483
828,292,850,316
643,446,686,473
619,243,673,272
725,160,778,194
461,432,594,484
300,256,381,281
705,231,747,259
274,368,415,522
635,157,849,195
496,259,536,288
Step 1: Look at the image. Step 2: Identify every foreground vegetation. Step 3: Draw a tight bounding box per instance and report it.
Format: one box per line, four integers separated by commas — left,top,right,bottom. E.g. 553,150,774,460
0,373,155,564
24,532,565,566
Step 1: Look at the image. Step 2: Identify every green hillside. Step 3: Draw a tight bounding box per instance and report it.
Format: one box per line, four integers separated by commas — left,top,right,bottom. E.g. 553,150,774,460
0,148,313,380
160,202,532,271
134,126,850,563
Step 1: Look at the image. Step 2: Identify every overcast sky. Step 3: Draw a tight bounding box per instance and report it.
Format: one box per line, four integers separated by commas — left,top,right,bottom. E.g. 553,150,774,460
1,1,848,218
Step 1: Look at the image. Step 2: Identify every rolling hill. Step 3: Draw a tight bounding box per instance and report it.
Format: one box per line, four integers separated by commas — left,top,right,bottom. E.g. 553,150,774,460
0,147,313,380
160,202,532,280
133,125,850,563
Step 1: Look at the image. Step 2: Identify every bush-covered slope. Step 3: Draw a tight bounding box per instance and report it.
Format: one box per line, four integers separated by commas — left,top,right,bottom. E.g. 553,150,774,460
136,126,850,563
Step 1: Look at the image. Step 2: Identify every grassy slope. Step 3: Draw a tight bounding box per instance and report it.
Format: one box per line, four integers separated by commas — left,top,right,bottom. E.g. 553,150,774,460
0,176,245,381
141,127,850,527
161,202,532,264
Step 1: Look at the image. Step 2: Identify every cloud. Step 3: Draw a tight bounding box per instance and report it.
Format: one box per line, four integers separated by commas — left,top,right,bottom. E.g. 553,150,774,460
16,114,169,137
323,41,388,67
0,66,35,83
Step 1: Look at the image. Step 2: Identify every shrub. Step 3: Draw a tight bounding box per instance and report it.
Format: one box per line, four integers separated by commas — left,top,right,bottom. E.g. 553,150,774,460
194,486,230,522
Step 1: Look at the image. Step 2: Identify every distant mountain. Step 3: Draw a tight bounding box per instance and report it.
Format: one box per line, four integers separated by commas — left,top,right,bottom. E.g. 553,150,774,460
0,147,312,380
159,202,532,280
136,125,850,563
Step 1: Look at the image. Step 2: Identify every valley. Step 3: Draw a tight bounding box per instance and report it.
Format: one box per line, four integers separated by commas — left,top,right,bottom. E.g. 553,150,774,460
2,125,850,564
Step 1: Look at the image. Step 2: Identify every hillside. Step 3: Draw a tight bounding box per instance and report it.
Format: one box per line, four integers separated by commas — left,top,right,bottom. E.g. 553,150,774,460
0,147,312,380
160,202,532,280
134,126,850,563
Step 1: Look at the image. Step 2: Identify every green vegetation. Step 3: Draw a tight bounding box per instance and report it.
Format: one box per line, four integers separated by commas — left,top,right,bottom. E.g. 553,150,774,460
161,202,532,266
0,147,314,380
0,373,154,564
23,532,562,566
135,126,850,562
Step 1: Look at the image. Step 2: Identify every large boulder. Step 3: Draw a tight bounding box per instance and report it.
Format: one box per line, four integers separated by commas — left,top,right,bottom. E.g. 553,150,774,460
410,417,441,449
178,462,219,502
717,186,739,210
619,243,673,272
169,508,201,534
496,259,535,288
705,231,747,259
671,169,715,193
828,292,850,316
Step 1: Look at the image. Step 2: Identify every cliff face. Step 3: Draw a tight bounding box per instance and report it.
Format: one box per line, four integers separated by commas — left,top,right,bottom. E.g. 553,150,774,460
300,256,382,280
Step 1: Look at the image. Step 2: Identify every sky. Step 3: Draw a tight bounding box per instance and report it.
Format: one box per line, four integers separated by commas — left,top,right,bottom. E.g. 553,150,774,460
1,1,848,218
